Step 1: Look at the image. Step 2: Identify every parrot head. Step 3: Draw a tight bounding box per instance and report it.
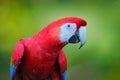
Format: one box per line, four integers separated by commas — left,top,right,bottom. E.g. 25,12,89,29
59,17,87,48
37,17,87,51
44,17,87,48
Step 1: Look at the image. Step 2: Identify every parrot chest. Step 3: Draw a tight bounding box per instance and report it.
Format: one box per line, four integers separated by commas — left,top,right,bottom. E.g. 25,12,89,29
21,45,59,79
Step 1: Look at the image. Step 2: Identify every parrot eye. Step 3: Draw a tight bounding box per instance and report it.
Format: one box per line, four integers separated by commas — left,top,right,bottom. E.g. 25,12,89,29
67,24,70,27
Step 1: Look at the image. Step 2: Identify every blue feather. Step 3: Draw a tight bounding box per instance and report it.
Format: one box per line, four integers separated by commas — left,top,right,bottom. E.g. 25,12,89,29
10,65,16,80
63,71,67,80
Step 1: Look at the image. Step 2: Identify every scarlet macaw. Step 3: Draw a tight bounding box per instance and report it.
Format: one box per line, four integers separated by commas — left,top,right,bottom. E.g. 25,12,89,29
10,17,87,80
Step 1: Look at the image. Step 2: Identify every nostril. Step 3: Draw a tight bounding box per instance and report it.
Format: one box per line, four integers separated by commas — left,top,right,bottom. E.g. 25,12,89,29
77,36,80,41
75,31,80,41
75,30,79,36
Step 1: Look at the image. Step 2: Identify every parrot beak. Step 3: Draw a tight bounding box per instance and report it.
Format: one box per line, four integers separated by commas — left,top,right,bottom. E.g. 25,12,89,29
78,26,87,48
68,26,87,48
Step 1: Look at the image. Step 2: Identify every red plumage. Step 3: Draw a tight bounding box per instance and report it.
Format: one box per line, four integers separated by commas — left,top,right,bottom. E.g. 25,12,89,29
12,37,67,80
11,17,87,80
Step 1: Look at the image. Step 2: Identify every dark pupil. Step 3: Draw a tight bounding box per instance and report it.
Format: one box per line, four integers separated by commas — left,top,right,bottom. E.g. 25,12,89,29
68,24,70,27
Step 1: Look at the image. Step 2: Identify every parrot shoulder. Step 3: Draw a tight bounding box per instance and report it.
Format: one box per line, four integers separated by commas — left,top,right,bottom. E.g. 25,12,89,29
58,50,67,80
10,39,25,80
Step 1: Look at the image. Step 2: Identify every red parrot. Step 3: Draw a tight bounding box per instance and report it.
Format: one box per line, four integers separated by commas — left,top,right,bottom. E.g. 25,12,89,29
10,17,87,80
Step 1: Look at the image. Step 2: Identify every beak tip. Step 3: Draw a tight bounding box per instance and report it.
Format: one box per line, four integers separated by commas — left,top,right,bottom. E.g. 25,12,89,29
79,44,83,49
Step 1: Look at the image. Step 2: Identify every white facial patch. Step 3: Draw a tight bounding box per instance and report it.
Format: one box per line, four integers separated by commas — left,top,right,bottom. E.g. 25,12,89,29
60,23,77,43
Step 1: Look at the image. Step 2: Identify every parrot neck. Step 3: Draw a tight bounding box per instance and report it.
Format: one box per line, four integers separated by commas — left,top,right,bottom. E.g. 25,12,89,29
33,30,66,53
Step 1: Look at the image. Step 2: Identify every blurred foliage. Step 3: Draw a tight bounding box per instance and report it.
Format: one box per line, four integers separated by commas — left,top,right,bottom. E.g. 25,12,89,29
0,0,120,80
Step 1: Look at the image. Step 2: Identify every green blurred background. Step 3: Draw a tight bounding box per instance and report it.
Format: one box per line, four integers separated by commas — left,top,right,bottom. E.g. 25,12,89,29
0,0,120,80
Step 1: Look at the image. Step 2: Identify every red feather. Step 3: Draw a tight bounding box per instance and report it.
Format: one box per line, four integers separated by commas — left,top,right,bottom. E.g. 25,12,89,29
11,17,86,80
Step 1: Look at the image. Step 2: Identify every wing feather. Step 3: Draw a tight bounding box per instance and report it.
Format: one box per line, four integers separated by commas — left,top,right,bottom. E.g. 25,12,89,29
58,50,67,80
10,40,25,80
